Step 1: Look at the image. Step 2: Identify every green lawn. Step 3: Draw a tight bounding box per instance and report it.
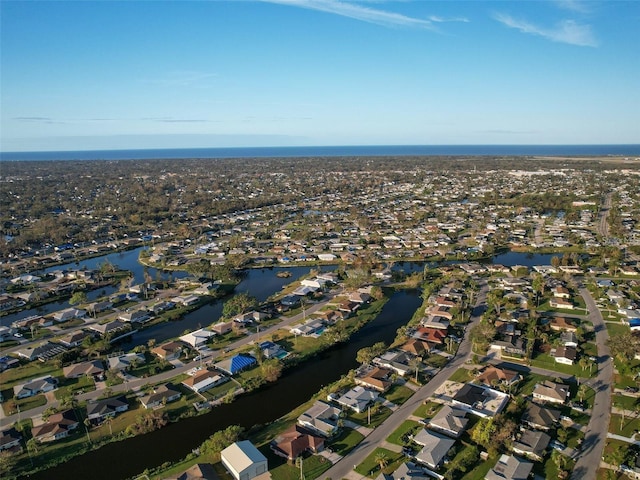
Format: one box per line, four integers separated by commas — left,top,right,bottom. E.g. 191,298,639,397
515,373,552,397
448,368,473,383
355,447,404,479
347,404,393,428
530,353,595,378
384,385,414,406
606,322,631,336
424,354,450,368
54,375,96,400
582,342,598,357
386,419,421,446
259,445,332,480
327,428,365,456
610,414,640,437
613,394,639,411
0,362,61,389
460,454,499,480
412,401,443,419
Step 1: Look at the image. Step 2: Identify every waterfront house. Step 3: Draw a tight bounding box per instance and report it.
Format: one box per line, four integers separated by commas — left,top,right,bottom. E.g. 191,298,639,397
107,352,146,372
355,366,394,392
215,353,257,376
31,409,79,443
212,321,233,335
335,386,379,413
182,369,228,393
180,328,216,349
151,341,184,361
52,307,85,323
221,440,269,480
373,350,413,377
270,424,324,461
0,428,22,451
139,383,181,409
58,329,93,348
119,309,150,323
164,463,217,480
297,400,342,437
86,396,129,424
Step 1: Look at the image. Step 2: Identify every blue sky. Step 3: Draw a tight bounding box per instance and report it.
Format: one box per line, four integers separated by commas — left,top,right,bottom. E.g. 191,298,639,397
1,0,639,151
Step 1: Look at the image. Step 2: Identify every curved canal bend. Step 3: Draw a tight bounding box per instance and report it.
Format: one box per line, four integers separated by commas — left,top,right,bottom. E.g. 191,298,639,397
29,289,422,480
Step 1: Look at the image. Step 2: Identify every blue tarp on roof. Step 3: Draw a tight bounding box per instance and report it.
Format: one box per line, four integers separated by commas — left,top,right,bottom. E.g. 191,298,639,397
629,318,640,327
229,354,256,374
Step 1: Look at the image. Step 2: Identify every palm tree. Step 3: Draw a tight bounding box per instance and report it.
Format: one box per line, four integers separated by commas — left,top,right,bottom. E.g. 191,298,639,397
374,451,388,472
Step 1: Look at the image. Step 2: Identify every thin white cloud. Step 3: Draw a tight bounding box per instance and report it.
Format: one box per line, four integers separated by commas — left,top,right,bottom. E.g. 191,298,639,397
494,13,598,47
554,0,591,14
261,0,435,29
428,15,469,23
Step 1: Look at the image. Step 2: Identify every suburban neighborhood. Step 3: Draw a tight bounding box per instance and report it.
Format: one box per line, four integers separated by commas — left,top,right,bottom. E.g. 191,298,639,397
0,156,639,480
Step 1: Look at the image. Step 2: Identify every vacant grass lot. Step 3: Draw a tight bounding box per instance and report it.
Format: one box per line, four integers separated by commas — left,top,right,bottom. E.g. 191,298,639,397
386,419,421,446
328,427,365,456
384,384,414,406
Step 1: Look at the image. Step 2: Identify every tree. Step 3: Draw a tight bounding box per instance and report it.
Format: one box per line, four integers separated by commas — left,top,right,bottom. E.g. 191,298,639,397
222,292,258,318
200,425,244,460
261,359,283,382
409,356,422,383
471,418,496,450
356,342,386,365
608,332,640,365
69,291,88,306
374,451,388,471
0,451,16,476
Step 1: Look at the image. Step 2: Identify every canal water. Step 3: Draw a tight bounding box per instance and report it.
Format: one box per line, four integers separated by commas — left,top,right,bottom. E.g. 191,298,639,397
29,289,423,480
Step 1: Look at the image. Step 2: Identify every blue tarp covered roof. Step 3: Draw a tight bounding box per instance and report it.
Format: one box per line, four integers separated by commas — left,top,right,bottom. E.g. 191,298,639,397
230,354,256,374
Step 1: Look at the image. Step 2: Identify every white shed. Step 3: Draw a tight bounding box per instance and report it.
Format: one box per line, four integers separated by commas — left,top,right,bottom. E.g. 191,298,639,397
221,440,269,480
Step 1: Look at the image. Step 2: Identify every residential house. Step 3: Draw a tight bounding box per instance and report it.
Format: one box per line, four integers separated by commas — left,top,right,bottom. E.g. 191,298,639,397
31,409,79,443
400,338,431,356
560,331,578,347
297,400,341,437
52,307,85,323
532,381,569,404
373,350,413,377
511,429,550,461
552,286,571,299
290,319,325,337
549,298,574,310
119,310,150,323
259,341,288,360
548,317,577,332
413,429,456,470
521,402,561,431
13,375,58,399
180,328,216,349
151,341,184,361
63,359,105,380
335,386,379,413
451,383,509,418
215,354,257,376
427,405,469,438
553,346,577,365
163,463,217,480
337,301,359,316
86,396,129,424
89,319,129,336
374,462,431,480
139,383,182,409
182,369,228,394
107,352,146,372
0,428,22,451
421,315,450,330
412,327,446,346
16,342,67,362
58,330,92,348
212,321,233,335
485,454,533,480
270,424,324,460
220,440,269,480
476,366,521,389
355,366,394,392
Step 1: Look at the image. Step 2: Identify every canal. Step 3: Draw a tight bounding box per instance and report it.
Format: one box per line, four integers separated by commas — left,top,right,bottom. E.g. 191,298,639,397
29,289,422,480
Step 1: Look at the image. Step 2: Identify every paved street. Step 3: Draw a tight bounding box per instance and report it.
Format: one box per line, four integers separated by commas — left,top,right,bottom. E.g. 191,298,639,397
0,292,339,428
570,286,613,480
320,280,488,480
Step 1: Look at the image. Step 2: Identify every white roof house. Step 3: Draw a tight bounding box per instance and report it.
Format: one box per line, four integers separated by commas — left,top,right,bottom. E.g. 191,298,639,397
179,328,216,348
335,386,379,413
221,440,269,480
413,429,456,470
